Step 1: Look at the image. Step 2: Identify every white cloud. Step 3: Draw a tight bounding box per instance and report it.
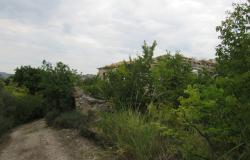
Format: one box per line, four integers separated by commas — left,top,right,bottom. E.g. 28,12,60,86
0,0,247,74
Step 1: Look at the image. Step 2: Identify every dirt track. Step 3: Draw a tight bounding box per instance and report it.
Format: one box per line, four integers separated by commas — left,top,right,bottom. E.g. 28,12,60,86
0,120,114,160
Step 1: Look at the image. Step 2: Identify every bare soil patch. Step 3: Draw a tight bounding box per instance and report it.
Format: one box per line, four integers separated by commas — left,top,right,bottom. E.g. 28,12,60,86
0,119,115,160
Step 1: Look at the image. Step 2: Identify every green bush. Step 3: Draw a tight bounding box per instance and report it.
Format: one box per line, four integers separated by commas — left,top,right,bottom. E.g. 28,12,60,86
0,117,14,136
40,61,77,112
45,110,61,126
13,95,45,124
97,110,174,160
13,66,43,94
79,124,96,139
0,85,45,136
53,111,88,129
152,53,195,106
105,42,156,112
81,76,109,99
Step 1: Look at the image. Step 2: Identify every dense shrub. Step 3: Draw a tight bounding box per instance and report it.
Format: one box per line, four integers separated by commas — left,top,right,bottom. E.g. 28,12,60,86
0,3,249,160
79,124,96,139
178,85,250,159
1,89,45,125
88,4,250,159
100,41,156,112
0,85,45,136
45,110,95,139
13,95,45,124
81,76,109,99
0,117,14,136
45,110,61,126
53,111,88,129
13,66,43,94
1,61,79,137
152,53,195,106
40,61,77,112
97,110,176,160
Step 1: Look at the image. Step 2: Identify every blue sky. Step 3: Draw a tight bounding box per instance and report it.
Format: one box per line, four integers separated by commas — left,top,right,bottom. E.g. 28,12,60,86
0,0,247,74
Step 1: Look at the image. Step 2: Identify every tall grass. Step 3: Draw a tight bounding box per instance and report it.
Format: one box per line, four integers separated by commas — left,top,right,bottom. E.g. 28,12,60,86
97,110,174,160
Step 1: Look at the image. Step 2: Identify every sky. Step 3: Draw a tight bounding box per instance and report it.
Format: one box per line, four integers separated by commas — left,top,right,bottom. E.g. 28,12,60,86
0,0,247,74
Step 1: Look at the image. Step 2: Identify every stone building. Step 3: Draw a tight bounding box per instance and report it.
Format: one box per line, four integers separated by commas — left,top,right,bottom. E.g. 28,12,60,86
97,56,216,79
97,61,126,79
184,57,216,74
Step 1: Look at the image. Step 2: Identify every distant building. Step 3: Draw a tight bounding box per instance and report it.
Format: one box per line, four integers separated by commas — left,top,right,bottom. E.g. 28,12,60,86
97,56,216,79
80,74,96,80
97,61,126,79
184,57,216,74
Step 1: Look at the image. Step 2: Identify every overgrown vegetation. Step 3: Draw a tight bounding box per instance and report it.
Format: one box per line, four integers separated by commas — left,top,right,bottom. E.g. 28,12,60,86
97,110,178,160
81,3,250,160
53,111,87,129
40,60,78,112
0,61,78,136
0,80,45,136
1,2,249,160
13,66,43,95
81,76,107,99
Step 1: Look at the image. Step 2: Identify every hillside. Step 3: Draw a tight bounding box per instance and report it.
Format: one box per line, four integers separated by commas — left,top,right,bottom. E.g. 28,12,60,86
0,72,12,79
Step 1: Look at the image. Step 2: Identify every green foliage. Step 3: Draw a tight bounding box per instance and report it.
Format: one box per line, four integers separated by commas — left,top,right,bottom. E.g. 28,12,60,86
1,60,79,136
216,3,250,76
53,111,88,129
148,88,228,159
87,43,196,110
45,109,95,139
0,84,45,136
18,95,45,123
97,110,177,160
81,76,108,99
213,3,250,159
148,102,211,160
94,9,250,157
40,60,78,112
0,79,4,89
152,53,195,106
104,41,156,111
0,3,249,160
45,110,61,126
13,66,43,94
79,124,96,139
0,117,14,136
175,84,250,159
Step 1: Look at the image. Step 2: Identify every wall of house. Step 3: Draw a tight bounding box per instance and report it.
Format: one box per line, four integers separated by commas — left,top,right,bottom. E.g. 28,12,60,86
97,58,216,79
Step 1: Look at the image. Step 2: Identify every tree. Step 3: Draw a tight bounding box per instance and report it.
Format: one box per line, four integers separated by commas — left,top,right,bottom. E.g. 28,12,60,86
178,3,250,159
215,3,250,103
216,3,250,76
163,3,250,159
216,2,250,137
106,41,157,111
13,66,43,94
152,52,194,106
40,61,78,112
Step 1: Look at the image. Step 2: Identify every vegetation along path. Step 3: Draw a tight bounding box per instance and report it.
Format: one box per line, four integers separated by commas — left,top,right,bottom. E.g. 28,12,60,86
0,119,114,160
